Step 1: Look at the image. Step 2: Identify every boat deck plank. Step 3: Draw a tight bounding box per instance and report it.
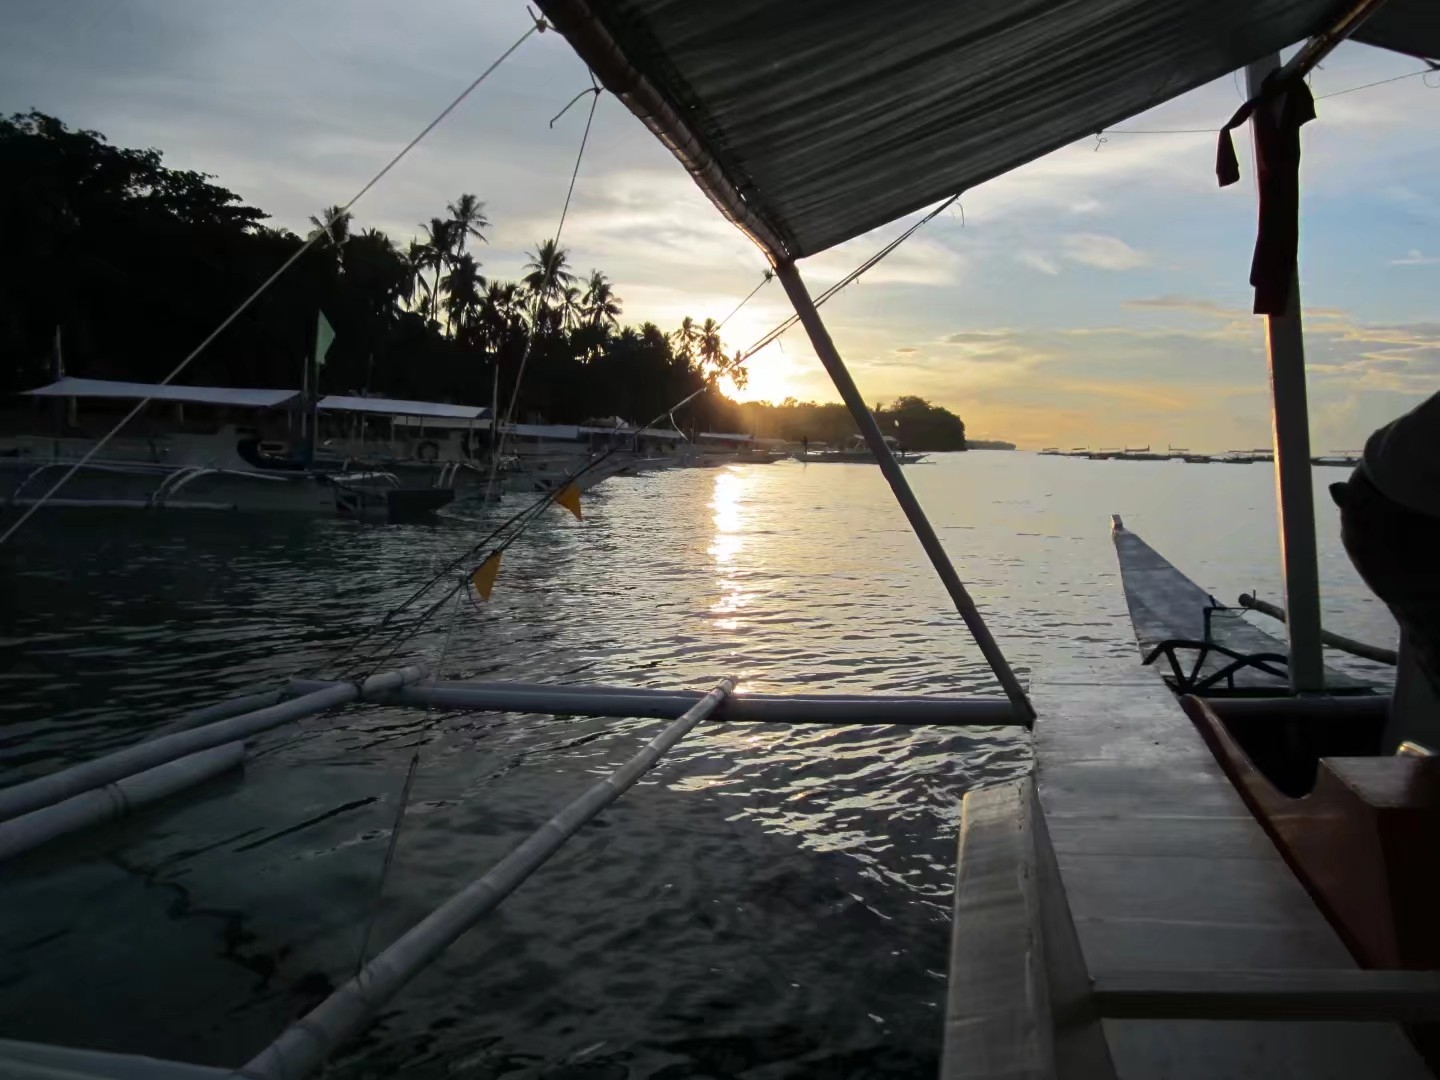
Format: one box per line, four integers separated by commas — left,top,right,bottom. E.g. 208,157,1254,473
1032,658,1428,1078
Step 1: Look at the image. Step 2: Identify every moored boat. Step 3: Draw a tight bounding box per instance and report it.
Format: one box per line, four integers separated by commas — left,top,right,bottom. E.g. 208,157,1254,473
4,378,462,519
793,434,928,464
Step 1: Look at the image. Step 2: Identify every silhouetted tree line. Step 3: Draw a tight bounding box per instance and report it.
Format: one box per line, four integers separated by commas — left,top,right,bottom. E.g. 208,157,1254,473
735,395,968,451
0,111,748,430
1,112,973,449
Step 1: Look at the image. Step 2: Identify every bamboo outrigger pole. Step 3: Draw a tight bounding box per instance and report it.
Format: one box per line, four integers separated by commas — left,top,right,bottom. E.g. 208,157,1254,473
773,260,1033,721
0,663,429,823
1239,593,1397,666
242,678,736,1080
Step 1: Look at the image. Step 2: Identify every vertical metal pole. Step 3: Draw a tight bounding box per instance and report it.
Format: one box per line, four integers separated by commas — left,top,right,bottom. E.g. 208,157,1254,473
774,259,1032,720
1246,55,1325,694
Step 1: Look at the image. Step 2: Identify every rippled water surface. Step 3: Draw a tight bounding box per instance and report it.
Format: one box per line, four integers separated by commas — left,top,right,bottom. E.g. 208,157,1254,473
0,454,1395,1076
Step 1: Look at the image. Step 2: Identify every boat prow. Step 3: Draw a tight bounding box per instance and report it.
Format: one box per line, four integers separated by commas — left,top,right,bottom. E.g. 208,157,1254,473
1110,515,1373,697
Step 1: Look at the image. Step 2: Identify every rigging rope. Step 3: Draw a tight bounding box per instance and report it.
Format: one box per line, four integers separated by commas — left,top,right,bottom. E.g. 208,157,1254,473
1102,65,1438,139
736,194,960,362
553,77,601,248
716,269,774,330
490,78,602,485
0,18,545,548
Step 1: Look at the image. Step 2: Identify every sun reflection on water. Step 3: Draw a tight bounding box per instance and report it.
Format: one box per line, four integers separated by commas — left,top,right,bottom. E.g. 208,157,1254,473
708,467,751,630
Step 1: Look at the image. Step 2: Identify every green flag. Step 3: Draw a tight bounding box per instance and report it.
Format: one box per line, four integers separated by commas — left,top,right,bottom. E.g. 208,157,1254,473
315,311,335,370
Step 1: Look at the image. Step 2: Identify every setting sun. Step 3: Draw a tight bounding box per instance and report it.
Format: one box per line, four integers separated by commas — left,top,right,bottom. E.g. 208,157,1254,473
719,339,812,403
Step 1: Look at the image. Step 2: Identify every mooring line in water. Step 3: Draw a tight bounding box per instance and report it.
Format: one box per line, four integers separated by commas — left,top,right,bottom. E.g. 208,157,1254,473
353,753,420,977
0,17,546,549
331,473,591,680
309,468,583,679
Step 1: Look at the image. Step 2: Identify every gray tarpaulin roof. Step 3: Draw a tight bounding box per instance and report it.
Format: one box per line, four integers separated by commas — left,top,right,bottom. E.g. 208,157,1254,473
317,395,490,420
25,377,299,409
538,0,1439,260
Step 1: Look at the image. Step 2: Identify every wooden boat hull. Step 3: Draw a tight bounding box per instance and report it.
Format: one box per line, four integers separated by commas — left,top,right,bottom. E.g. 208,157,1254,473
1113,517,1440,1065
1180,693,1440,1065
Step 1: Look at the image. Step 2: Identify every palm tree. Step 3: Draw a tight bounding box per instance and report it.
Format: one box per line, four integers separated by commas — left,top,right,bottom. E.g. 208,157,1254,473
417,217,457,322
698,317,724,373
402,239,431,314
441,253,486,342
446,193,489,254
581,269,621,330
671,315,699,365
479,281,524,356
559,284,584,331
308,205,351,257
344,228,407,321
522,238,575,306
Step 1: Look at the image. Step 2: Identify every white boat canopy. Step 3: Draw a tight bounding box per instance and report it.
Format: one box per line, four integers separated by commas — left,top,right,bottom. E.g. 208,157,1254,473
504,423,583,440
24,377,299,409
700,432,756,443
537,0,1438,260
317,395,490,421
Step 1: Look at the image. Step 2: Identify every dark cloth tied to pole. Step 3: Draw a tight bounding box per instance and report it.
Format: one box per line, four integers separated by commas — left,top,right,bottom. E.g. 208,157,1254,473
1215,75,1316,316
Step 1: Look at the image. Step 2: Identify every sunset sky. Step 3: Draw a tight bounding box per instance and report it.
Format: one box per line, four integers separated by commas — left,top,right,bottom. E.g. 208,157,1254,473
4,1,1438,449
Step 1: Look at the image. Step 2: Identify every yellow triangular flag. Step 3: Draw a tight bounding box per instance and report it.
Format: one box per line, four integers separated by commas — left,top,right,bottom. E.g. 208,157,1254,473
554,482,582,521
470,552,502,601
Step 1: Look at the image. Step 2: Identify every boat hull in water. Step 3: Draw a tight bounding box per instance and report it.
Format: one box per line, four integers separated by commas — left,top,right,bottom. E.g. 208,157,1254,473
1,454,454,520
792,449,928,464
333,481,454,523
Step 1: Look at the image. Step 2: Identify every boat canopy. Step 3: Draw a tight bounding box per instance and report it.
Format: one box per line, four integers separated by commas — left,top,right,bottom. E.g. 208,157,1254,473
537,0,1438,260
700,432,756,443
317,395,489,420
638,427,687,440
509,423,582,440
24,377,299,409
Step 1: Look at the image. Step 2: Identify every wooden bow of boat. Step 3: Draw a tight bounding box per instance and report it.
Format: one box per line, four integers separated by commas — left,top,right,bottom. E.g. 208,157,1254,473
1109,515,1373,697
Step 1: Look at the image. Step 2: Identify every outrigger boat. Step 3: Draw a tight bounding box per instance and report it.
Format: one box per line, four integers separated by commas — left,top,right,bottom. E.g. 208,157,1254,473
3,0,1440,1077
3,378,455,521
792,434,928,465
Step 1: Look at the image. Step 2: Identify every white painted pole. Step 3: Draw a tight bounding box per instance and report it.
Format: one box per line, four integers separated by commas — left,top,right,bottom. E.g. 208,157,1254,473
144,688,287,741
1245,55,1325,694
0,664,429,823
774,260,1032,721
0,1039,231,1080
287,678,1022,725
242,678,735,1080
0,742,245,862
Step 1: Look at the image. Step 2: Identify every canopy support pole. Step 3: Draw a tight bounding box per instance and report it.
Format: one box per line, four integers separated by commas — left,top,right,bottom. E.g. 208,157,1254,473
773,259,1032,721
1245,54,1324,695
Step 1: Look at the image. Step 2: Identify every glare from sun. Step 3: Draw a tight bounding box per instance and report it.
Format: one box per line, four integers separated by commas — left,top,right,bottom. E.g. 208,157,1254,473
719,339,806,403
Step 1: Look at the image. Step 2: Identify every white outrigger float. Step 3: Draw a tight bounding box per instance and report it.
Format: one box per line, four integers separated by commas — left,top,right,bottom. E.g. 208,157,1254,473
3,1,1440,1078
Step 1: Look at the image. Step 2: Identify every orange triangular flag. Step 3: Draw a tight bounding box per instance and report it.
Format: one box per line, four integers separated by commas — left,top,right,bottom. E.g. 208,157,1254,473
470,552,502,600
554,482,582,521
